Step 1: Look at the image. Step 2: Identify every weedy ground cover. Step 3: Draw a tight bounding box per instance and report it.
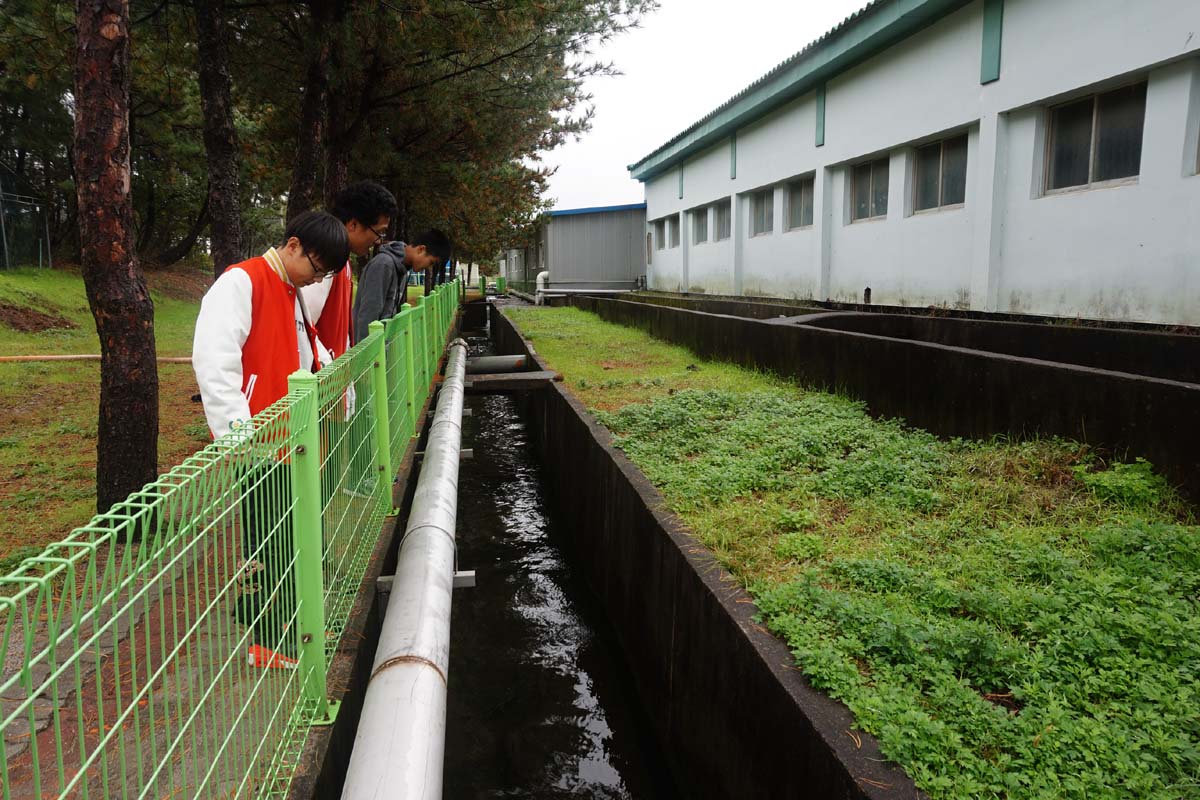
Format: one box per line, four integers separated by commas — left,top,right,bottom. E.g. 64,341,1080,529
506,305,1200,800
0,267,210,567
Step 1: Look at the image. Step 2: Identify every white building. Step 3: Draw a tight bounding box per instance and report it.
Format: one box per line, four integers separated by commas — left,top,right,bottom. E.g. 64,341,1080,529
630,0,1200,326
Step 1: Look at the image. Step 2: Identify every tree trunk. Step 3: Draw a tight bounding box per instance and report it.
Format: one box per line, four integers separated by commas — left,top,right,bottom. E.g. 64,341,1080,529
135,179,156,254
322,39,383,208
154,194,210,267
194,0,242,279
74,0,159,515
323,141,350,209
285,0,335,221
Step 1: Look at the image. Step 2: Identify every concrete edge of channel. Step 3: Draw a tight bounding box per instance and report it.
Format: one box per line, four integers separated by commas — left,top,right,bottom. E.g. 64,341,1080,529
493,306,921,800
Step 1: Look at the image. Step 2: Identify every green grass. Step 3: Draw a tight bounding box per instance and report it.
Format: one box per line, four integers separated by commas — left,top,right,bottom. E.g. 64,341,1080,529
0,266,202,356
506,306,1200,800
0,267,209,563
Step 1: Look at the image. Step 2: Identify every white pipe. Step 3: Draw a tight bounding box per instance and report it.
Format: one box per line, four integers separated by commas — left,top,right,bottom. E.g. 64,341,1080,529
340,338,469,800
535,270,549,305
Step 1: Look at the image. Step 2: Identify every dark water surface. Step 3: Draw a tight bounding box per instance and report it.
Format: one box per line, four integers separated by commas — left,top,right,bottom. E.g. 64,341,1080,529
444,332,676,799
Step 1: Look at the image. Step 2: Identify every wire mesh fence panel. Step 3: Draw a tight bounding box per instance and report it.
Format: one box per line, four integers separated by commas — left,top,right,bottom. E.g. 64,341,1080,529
0,284,459,799
0,394,311,800
313,337,387,654
425,296,437,381
410,304,428,411
383,314,412,468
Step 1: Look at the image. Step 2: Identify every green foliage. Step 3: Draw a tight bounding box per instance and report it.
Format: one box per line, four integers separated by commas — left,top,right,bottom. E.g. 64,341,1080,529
183,422,212,442
774,531,823,561
511,307,1200,800
596,388,946,512
1073,458,1170,507
777,506,818,532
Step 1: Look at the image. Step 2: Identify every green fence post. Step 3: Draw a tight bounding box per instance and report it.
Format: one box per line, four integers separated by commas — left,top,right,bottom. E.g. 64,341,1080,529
286,369,335,724
429,291,438,368
432,289,440,347
418,295,433,384
399,307,417,439
367,323,394,513
479,276,486,296
412,300,427,408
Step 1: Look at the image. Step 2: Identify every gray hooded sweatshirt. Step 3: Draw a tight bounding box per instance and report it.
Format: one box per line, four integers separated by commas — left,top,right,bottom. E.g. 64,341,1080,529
353,240,408,345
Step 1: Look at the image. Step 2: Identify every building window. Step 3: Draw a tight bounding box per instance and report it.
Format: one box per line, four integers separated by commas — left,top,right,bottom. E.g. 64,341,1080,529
654,219,666,250
786,177,814,229
1047,81,1147,191
750,188,773,236
914,134,968,212
692,208,708,244
714,199,731,241
851,157,889,221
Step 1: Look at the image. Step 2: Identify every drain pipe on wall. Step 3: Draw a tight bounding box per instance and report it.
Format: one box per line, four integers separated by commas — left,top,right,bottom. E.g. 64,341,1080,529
340,338,469,800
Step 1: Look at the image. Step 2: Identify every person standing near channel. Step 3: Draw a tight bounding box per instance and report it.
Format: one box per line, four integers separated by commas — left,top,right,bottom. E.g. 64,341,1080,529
193,210,349,437
352,229,452,345
301,180,398,359
192,210,350,669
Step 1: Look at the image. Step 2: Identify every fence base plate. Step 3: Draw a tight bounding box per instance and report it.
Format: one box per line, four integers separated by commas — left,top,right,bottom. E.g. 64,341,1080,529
311,700,341,727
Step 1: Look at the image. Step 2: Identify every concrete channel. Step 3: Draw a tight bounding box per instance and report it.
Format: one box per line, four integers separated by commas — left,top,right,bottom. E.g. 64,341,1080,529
320,297,914,798
487,303,916,799
309,302,681,798
310,292,1200,798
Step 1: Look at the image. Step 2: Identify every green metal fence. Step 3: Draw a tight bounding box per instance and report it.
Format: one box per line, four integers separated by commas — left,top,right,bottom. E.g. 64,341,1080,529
0,279,462,799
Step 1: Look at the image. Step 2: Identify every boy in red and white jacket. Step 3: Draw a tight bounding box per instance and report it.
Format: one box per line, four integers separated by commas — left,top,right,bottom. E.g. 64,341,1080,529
192,211,350,668
193,211,349,438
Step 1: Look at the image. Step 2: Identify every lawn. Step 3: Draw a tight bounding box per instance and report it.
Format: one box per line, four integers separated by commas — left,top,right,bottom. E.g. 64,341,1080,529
1,268,469,569
0,266,211,569
506,306,1200,800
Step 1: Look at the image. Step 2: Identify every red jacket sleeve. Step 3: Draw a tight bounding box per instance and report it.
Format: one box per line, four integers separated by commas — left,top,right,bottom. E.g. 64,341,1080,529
316,264,353,359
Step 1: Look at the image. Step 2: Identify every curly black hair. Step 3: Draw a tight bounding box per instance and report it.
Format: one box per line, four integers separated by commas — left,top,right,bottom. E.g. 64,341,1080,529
329,180,398,227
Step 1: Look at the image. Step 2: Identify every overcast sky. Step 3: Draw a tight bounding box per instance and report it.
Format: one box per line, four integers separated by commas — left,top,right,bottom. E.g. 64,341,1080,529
542,0,868,210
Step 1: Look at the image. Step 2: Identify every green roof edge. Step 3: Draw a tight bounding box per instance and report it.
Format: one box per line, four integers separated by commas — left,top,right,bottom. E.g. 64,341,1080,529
627,0,972,182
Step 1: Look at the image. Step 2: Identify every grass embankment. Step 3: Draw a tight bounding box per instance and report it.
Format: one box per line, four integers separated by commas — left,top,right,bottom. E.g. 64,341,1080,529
0,267,210,568
506,306,1200,800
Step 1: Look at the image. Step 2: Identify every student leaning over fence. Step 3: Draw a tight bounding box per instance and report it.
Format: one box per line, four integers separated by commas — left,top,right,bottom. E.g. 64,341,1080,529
192,210,350,668
352,228,452,345
300,180,398,359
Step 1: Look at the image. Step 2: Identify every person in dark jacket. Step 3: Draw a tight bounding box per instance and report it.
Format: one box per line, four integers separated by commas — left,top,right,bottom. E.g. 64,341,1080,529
352,228,451,344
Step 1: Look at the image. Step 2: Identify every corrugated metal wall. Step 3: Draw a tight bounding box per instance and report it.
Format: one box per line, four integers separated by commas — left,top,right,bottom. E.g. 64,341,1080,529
544,208,646,289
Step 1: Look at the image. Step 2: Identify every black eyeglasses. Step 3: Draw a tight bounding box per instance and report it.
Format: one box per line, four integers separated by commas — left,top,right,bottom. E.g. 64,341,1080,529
367,224,389,245
305,252,335,281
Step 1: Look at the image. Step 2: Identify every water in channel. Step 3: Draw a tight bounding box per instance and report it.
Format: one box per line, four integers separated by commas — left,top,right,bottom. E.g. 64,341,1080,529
443,331,676,799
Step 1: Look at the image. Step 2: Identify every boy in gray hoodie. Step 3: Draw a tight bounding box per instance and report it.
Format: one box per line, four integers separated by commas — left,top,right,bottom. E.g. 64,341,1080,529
352,228,451,344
